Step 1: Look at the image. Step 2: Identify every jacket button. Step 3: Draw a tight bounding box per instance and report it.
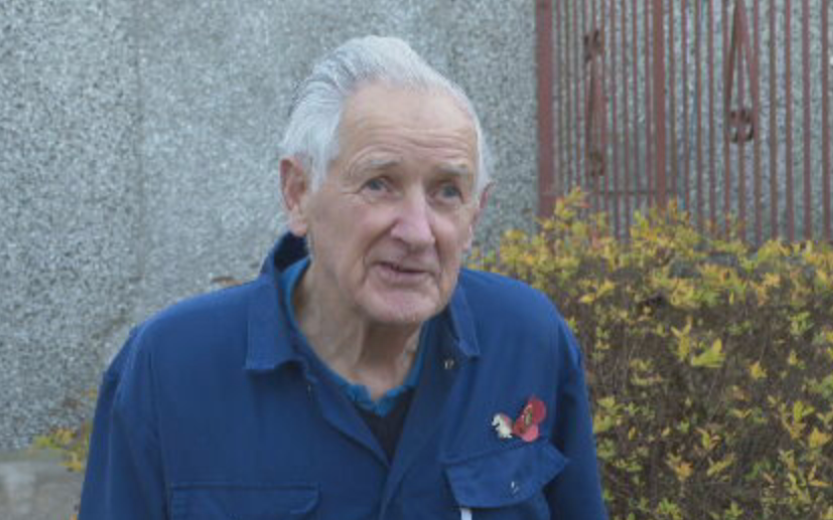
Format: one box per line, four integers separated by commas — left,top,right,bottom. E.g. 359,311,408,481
509,480,520,495
443,358,455,370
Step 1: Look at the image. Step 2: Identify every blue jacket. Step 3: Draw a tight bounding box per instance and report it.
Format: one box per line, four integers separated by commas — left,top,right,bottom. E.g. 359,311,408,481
79,234,608,519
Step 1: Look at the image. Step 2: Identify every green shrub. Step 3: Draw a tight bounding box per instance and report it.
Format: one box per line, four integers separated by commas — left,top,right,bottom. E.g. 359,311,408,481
32,421,90,475
32,402,92,520
37,189,833,519
474,188,833,520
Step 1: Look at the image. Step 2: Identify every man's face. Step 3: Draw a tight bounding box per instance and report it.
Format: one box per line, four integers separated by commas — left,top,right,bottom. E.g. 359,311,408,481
284,83,483,326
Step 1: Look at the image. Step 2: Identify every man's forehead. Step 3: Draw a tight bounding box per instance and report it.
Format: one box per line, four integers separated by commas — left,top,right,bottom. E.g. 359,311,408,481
340,84,473,143
342,82,474,131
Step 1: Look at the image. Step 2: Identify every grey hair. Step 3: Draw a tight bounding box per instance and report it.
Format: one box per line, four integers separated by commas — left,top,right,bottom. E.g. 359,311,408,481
280,35,492,194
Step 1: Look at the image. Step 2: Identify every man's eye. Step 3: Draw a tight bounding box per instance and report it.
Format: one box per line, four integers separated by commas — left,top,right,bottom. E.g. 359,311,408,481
438,184,463,200
363,178,387,192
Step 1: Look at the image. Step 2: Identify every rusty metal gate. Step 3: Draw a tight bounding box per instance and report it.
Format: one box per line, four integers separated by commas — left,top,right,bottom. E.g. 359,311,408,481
536,0,832,244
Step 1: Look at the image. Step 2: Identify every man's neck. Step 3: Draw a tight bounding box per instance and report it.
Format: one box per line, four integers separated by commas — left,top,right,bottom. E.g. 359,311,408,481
293,267,422,400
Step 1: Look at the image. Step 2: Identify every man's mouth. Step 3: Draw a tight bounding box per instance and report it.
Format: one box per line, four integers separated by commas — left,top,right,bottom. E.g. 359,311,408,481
375,261,434,284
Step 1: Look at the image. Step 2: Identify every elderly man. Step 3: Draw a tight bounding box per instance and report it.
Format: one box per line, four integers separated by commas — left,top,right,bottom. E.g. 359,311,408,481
79,36,607,519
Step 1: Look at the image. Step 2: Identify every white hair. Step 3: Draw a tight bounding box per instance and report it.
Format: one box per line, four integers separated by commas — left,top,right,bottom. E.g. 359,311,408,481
280,35,492,194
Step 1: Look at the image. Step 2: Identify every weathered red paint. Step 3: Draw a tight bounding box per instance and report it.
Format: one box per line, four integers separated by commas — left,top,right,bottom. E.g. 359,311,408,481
535,0,555,217
536,0,831,243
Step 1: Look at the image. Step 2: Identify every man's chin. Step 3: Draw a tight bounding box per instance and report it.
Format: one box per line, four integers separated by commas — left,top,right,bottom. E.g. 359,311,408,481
361,295,444,326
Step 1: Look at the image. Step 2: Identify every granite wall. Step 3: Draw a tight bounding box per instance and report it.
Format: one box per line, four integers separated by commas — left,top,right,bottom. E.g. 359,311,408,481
0,0,538,449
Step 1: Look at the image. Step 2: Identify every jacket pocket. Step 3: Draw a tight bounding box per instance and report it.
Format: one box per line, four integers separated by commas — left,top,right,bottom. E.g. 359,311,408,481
169,483,319,520
444,441,567,518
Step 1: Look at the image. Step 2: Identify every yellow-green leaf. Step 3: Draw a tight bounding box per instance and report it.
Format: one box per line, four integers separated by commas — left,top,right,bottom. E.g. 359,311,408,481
749,361,767,381
691,339,725,369
808,428,832,450
706,453,735,477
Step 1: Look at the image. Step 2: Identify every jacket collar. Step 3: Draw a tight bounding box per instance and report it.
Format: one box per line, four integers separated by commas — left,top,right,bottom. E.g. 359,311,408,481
244,233,480,372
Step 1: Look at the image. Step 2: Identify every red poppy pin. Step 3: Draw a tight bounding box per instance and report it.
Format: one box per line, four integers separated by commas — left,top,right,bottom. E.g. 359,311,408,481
492,396,547,442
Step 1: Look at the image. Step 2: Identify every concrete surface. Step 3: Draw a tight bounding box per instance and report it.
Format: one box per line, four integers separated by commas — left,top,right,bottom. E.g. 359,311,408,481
0,450,83,520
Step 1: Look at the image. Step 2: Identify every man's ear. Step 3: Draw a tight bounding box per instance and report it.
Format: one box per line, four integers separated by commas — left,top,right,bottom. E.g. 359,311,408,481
464,183,492,250
473,183,492,227
280,157,311,237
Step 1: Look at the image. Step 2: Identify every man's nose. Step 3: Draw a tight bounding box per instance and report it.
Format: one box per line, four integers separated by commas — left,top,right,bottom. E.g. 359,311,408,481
390,192,436,249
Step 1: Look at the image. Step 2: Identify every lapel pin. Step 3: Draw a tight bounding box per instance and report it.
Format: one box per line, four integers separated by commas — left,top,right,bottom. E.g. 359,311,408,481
492,396,547,442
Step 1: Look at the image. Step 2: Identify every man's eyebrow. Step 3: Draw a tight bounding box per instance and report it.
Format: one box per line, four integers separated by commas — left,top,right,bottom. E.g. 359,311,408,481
346,158,474,180
342,157,401,182
356,157,402,172
436,164,474,178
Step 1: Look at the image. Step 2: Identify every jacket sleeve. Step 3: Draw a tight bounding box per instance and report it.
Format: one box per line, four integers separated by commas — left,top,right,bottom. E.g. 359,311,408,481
78,328,168,520
546,317,608,520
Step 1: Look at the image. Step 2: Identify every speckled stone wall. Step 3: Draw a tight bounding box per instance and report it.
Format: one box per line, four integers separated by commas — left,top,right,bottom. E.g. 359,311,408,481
1,0,538,449
1,0,142,449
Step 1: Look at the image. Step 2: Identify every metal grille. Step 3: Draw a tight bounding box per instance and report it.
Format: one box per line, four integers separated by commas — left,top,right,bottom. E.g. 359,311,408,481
536,0,832,244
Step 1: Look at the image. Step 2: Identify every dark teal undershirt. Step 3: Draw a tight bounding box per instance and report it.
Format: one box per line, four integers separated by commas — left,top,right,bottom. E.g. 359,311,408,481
280,257,427,417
